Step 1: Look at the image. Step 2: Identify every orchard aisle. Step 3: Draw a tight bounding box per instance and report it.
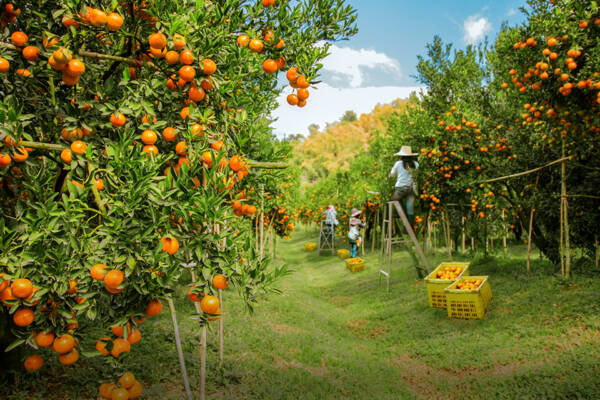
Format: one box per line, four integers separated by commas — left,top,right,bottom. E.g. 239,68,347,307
211,226,600,400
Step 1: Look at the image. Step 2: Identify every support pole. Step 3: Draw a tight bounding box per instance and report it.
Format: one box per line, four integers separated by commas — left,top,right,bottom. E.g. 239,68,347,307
259,184,265,261
190,270,206,400
166,297,193,400
527,208,535,272
218,289,224,366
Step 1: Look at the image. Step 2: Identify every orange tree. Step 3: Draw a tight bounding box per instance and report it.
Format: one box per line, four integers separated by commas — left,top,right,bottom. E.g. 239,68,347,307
0,0,357,390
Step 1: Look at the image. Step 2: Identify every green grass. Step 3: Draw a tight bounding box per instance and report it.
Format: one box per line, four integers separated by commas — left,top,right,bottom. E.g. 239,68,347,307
2,226,600,399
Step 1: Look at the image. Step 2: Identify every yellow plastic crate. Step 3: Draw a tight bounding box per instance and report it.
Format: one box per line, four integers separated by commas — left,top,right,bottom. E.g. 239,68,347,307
444,276,492,319
424,262,470,308
304,242,317,252
337,249,350,259
345,258,365,272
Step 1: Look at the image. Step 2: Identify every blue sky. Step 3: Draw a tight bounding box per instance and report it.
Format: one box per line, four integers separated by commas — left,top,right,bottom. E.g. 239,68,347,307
272,0,527,137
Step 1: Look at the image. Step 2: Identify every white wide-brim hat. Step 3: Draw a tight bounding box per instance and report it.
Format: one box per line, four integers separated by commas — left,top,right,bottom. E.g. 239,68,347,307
394,145,418,157
351,208,362,217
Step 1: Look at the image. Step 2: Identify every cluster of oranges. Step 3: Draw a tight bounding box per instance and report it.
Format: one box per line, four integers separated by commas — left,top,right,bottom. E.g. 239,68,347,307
187,274,227,321
435,266,463,280
98,371,143,399
285,67,310,107
0,134,33,167
1,3,20,27
90,263,130,294
346,258,363,265
455,279,483,290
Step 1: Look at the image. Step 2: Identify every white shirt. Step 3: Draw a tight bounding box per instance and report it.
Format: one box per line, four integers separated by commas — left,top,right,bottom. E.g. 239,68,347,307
390,160,418,188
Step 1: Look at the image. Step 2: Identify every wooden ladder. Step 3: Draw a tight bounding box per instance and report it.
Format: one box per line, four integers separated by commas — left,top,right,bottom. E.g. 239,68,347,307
379,201,430,291
318,220,335,256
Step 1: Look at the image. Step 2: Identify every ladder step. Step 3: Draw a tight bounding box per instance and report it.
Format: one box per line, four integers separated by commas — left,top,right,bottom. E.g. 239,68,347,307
379,270,389,277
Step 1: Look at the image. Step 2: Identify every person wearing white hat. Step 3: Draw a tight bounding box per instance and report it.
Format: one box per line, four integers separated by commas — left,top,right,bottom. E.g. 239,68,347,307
321,204,339,235
348,208,365,258
390,145,419,226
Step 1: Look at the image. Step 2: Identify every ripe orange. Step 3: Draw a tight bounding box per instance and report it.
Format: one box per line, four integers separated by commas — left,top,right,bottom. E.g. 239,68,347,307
99,383,116,399
1,286,16,305
200,295,219,314
118,372,136,389
106,13,123,31
286,67,298,82
11,31,28,46
66,59,85,77
296,75,310,88
202,58,217,75
90,264,107,280
262,59,277,74
0,153,11,167
110,112,126,127
180,106,190,120
148,32,167,49
211,140,224,151
35,331,55,347
249,38,264,53
179,65,195,81
141,130,157,145
297,88,309,100
275,56,286,69
52,334,75,354
150,46,166,58
297,99,307,108
188,84,205,102
162,127,177,142
12,147,28,162
165,50,179,65
0,57,9,73
70,140,87,155
187,286,203,302
173,34,186,50
200,78,213,91
111,388,130,400
24,354,43,371
179,49,194,65
128,381,143,399
13,308,34,326
11,278,33,298
22,46,40,61
58,348,79,365
145,299,163,317
104,270,124,289
213,274,228,290
237,35,249,47
127,328,141,344
95,178,104,191
96,337,110,355
175,141,187,156
89,8,107,27
191,123,203,137
161,236,180,254
110,338,131,357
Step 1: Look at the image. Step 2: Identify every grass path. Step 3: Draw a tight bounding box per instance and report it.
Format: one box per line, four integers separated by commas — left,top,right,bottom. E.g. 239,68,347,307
3,226,600,399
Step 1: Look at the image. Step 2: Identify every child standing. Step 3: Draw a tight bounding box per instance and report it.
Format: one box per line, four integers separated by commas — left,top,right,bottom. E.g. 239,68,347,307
348,208,365,258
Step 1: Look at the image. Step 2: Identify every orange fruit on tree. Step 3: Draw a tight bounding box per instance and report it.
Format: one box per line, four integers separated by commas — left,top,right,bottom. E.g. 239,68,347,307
179,65,195,81
229,155,242,171
110,338,131,357
275,56,286,69
104,270,124,289
262,59,277,74
187,286,203,302
0,57,9,73
35,331,55,347
180,106,190,120
150,46,166,58
213,274,228,290
211,140,224,151
106,13,123,31
89,8,107,26
162,127,177,142
175,141,187,156
200,78,213,91
141,130,157,145
118,372,137,389
24,354,43,371
95,178,104,191
201,58,217,75
128,381,143,399
111,387,129,400
0,153,11,167
165,50,179,65
297,88,309,100
22,46,40,61
296,75,310,88
58,348,79,365
200,295,220,314
70,140,87,155
17,68,31,78
161,236,180,254
111,323,130,337
52,334,75,354
237,34,249,47
52,48,71,64
127,328,141,344
1,286,16,305
173,34,186,50
188,84,205,102
11,31,28,46
207,308,221,322
110,112,126,127
249,38,264,53
90,264,107,280
13,307,34,326
145,299,163,317
143,145,158,155
66,59,85,77
179,49,194,65
96,336,110,356
297,99,307,108
99,383,116,399
11,278,33,299
191,123,203,137
148,32,167,49
13,147,28,162
286,67,298,82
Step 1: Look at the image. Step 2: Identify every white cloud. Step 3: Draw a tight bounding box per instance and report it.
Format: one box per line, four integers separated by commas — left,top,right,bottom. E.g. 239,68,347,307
271,83,423,137
320,45,402,88
463,15,492,44
507,8,517,16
